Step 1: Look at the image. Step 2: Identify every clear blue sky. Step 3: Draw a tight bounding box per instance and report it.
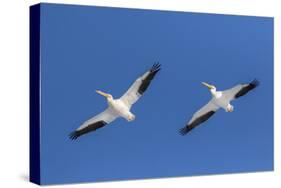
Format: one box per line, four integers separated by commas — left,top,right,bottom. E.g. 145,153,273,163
39,3,273,185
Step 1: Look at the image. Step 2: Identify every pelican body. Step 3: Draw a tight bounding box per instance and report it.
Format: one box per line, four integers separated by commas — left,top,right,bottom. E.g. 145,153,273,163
180,79,259,135
96,90,135,121
69,63,161,140
202,82,234,112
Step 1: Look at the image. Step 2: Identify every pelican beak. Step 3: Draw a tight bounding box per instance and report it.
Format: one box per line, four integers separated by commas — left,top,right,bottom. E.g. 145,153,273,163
96,90,110,98
201,82,213,90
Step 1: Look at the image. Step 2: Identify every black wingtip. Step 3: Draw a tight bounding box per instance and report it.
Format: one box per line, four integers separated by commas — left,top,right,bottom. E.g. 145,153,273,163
151,62,161,73
250,79,260,88
69,131,79,140
179,126,192,136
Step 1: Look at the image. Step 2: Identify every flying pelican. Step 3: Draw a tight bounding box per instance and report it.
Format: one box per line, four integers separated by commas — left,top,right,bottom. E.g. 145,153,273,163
180,79,259,135
69,63,161,140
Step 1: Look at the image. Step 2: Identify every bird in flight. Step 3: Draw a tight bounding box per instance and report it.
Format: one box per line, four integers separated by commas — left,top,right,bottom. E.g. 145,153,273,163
180,79,259,135
69,63,161,140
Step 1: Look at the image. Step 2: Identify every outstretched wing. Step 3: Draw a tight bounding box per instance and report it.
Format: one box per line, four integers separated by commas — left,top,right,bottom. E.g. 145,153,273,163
222,79,259,101
180,100,219,135
120,63,161,108
69,107,118,140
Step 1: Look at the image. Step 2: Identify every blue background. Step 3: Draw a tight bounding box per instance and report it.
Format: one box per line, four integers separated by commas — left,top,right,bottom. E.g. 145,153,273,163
39,3,273,185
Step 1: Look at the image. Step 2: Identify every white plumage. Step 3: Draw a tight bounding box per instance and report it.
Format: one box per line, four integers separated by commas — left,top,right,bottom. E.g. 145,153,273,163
180,79,259,135
69,63,161,140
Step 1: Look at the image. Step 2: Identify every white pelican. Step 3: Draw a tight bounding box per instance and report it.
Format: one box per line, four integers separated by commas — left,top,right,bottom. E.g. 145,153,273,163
69,63,161,140
180,79,259,135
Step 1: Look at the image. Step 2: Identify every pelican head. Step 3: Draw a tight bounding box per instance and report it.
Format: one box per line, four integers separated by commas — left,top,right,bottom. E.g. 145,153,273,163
96,90,113,101
201,82,217,94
